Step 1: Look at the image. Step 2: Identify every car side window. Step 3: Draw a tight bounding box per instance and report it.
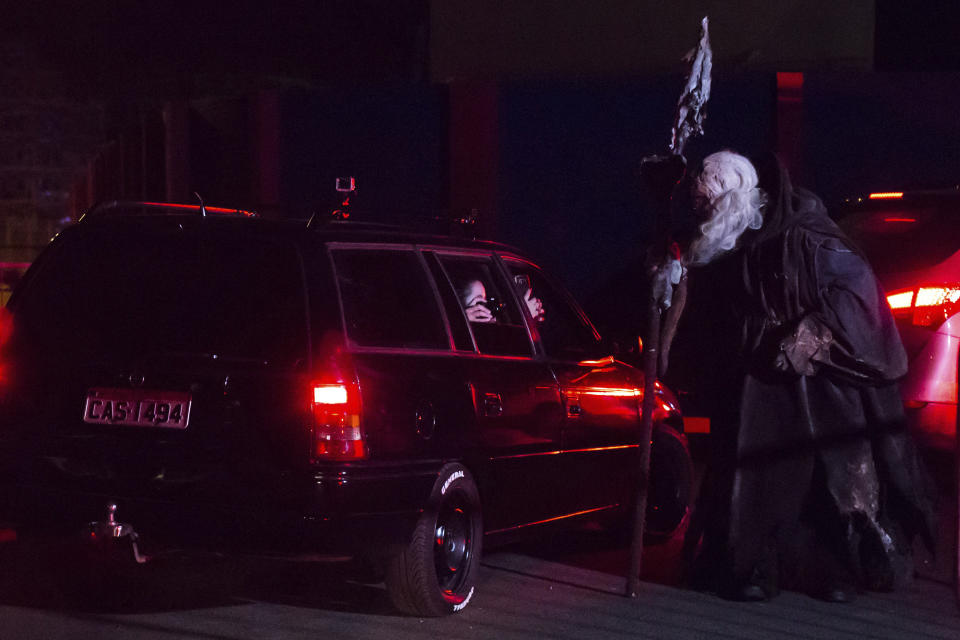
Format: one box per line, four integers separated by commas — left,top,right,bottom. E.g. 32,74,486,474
422,251,475,351
504,259,601,361
200,235,309,367
331,248,448,350
437,254,532,357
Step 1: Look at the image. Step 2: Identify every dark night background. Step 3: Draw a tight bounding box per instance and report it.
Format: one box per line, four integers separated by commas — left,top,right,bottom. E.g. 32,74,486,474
2,1,960,311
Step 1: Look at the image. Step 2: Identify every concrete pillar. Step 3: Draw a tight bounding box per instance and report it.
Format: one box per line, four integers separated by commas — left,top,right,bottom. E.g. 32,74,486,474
163,101,191,203
775,72,806,186
253,90,282,215
448,82,499,239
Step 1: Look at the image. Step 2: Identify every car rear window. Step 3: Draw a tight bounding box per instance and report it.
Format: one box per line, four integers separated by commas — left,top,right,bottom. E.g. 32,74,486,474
12,221,309,367
330,248,449,350
837,203,960,274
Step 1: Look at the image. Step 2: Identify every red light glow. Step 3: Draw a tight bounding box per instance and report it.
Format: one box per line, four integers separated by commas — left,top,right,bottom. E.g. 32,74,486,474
485,505,619,535
868,192,904,199
314,438,365,460
577,386,641,397
313,384,348,404
883,217,916,223
311,381,364,460
0,308,12,347
776,72,804,90
916,286,960,308
577,356,615,367
885,284,960,327
140,202,257,216
491,444,638,461
887,290,914,310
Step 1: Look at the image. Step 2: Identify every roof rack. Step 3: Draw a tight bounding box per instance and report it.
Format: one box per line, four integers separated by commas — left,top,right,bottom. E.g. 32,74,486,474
304,176,481,239
306,209,349,229
307,176,357,229
306,206,482,239
79,200,258,222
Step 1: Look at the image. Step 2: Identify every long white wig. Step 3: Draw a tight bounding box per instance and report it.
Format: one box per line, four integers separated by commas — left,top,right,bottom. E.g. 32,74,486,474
685,150,766,265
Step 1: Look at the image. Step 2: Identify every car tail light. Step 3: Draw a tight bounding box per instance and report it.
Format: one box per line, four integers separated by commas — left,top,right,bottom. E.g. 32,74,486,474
0,308,12,391
886,284,960,328
311,382,365,461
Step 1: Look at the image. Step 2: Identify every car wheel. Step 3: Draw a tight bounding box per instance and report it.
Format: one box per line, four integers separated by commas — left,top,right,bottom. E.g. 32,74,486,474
385,463,483,616
645,427,694,541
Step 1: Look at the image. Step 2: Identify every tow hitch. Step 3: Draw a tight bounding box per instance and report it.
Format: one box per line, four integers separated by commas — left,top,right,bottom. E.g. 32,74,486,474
86,503,150,564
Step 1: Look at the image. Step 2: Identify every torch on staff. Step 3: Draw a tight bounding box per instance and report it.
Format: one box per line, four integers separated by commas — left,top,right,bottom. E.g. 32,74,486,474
626,15,711,598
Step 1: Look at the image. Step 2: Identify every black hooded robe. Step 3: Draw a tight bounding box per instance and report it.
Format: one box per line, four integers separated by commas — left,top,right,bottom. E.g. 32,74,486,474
686,155,934,598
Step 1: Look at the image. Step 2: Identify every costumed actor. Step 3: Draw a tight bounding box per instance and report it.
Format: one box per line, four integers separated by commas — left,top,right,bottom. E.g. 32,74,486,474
680,150,935,603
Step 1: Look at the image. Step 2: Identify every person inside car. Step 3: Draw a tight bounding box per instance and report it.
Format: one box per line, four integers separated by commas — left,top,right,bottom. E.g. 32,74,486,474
461,277,544,324
522,287,545,323
461,279,494,323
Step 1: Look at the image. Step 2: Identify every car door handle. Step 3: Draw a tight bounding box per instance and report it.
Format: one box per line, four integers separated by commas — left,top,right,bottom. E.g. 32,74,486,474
482,392,503,417
564,390,581,418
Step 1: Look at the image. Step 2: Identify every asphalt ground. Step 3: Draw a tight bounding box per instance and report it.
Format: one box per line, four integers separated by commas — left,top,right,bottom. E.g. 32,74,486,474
0,437,955,638
0,530,955,640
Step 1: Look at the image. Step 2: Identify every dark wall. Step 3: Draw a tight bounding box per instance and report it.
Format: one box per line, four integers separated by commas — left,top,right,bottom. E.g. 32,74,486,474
237,71,957,322
875,2,960,71
270,74,775,304
805,73,960,206
432,1,874,80
499,73,775,303
189,98,254,207
280,87,448,220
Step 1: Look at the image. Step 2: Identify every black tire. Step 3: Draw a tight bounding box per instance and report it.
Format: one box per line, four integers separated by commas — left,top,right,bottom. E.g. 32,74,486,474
645,427,694,541
385,463,482,616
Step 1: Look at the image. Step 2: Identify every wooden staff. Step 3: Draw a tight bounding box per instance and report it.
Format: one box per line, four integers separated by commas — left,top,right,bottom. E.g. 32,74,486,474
626,15,711,597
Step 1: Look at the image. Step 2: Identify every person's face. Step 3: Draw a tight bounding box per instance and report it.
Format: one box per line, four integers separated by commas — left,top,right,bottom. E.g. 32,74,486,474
464,280,486,307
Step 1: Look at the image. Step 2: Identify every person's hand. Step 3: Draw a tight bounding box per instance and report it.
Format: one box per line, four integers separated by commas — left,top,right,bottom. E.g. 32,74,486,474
524,288,544,322
465,302,494,323
774,317,832,376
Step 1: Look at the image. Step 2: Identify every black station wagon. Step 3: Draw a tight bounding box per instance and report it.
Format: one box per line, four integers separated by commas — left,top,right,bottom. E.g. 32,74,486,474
0,202,691,616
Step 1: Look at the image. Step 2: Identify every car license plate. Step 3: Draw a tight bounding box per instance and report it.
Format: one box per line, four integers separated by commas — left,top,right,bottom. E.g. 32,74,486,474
83,388,192,429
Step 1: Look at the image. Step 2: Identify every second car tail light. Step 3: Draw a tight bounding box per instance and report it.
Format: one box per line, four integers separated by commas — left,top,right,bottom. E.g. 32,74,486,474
886,290,914,310
311,382,365,461
0,308,13,396
886,284,960,328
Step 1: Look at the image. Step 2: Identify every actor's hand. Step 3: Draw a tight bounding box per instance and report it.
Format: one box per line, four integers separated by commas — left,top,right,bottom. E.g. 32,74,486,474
640,154,687,191
776,317,833,376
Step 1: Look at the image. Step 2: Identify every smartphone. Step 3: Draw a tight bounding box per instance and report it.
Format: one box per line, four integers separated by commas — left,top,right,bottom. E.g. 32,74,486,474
513,274,530,293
